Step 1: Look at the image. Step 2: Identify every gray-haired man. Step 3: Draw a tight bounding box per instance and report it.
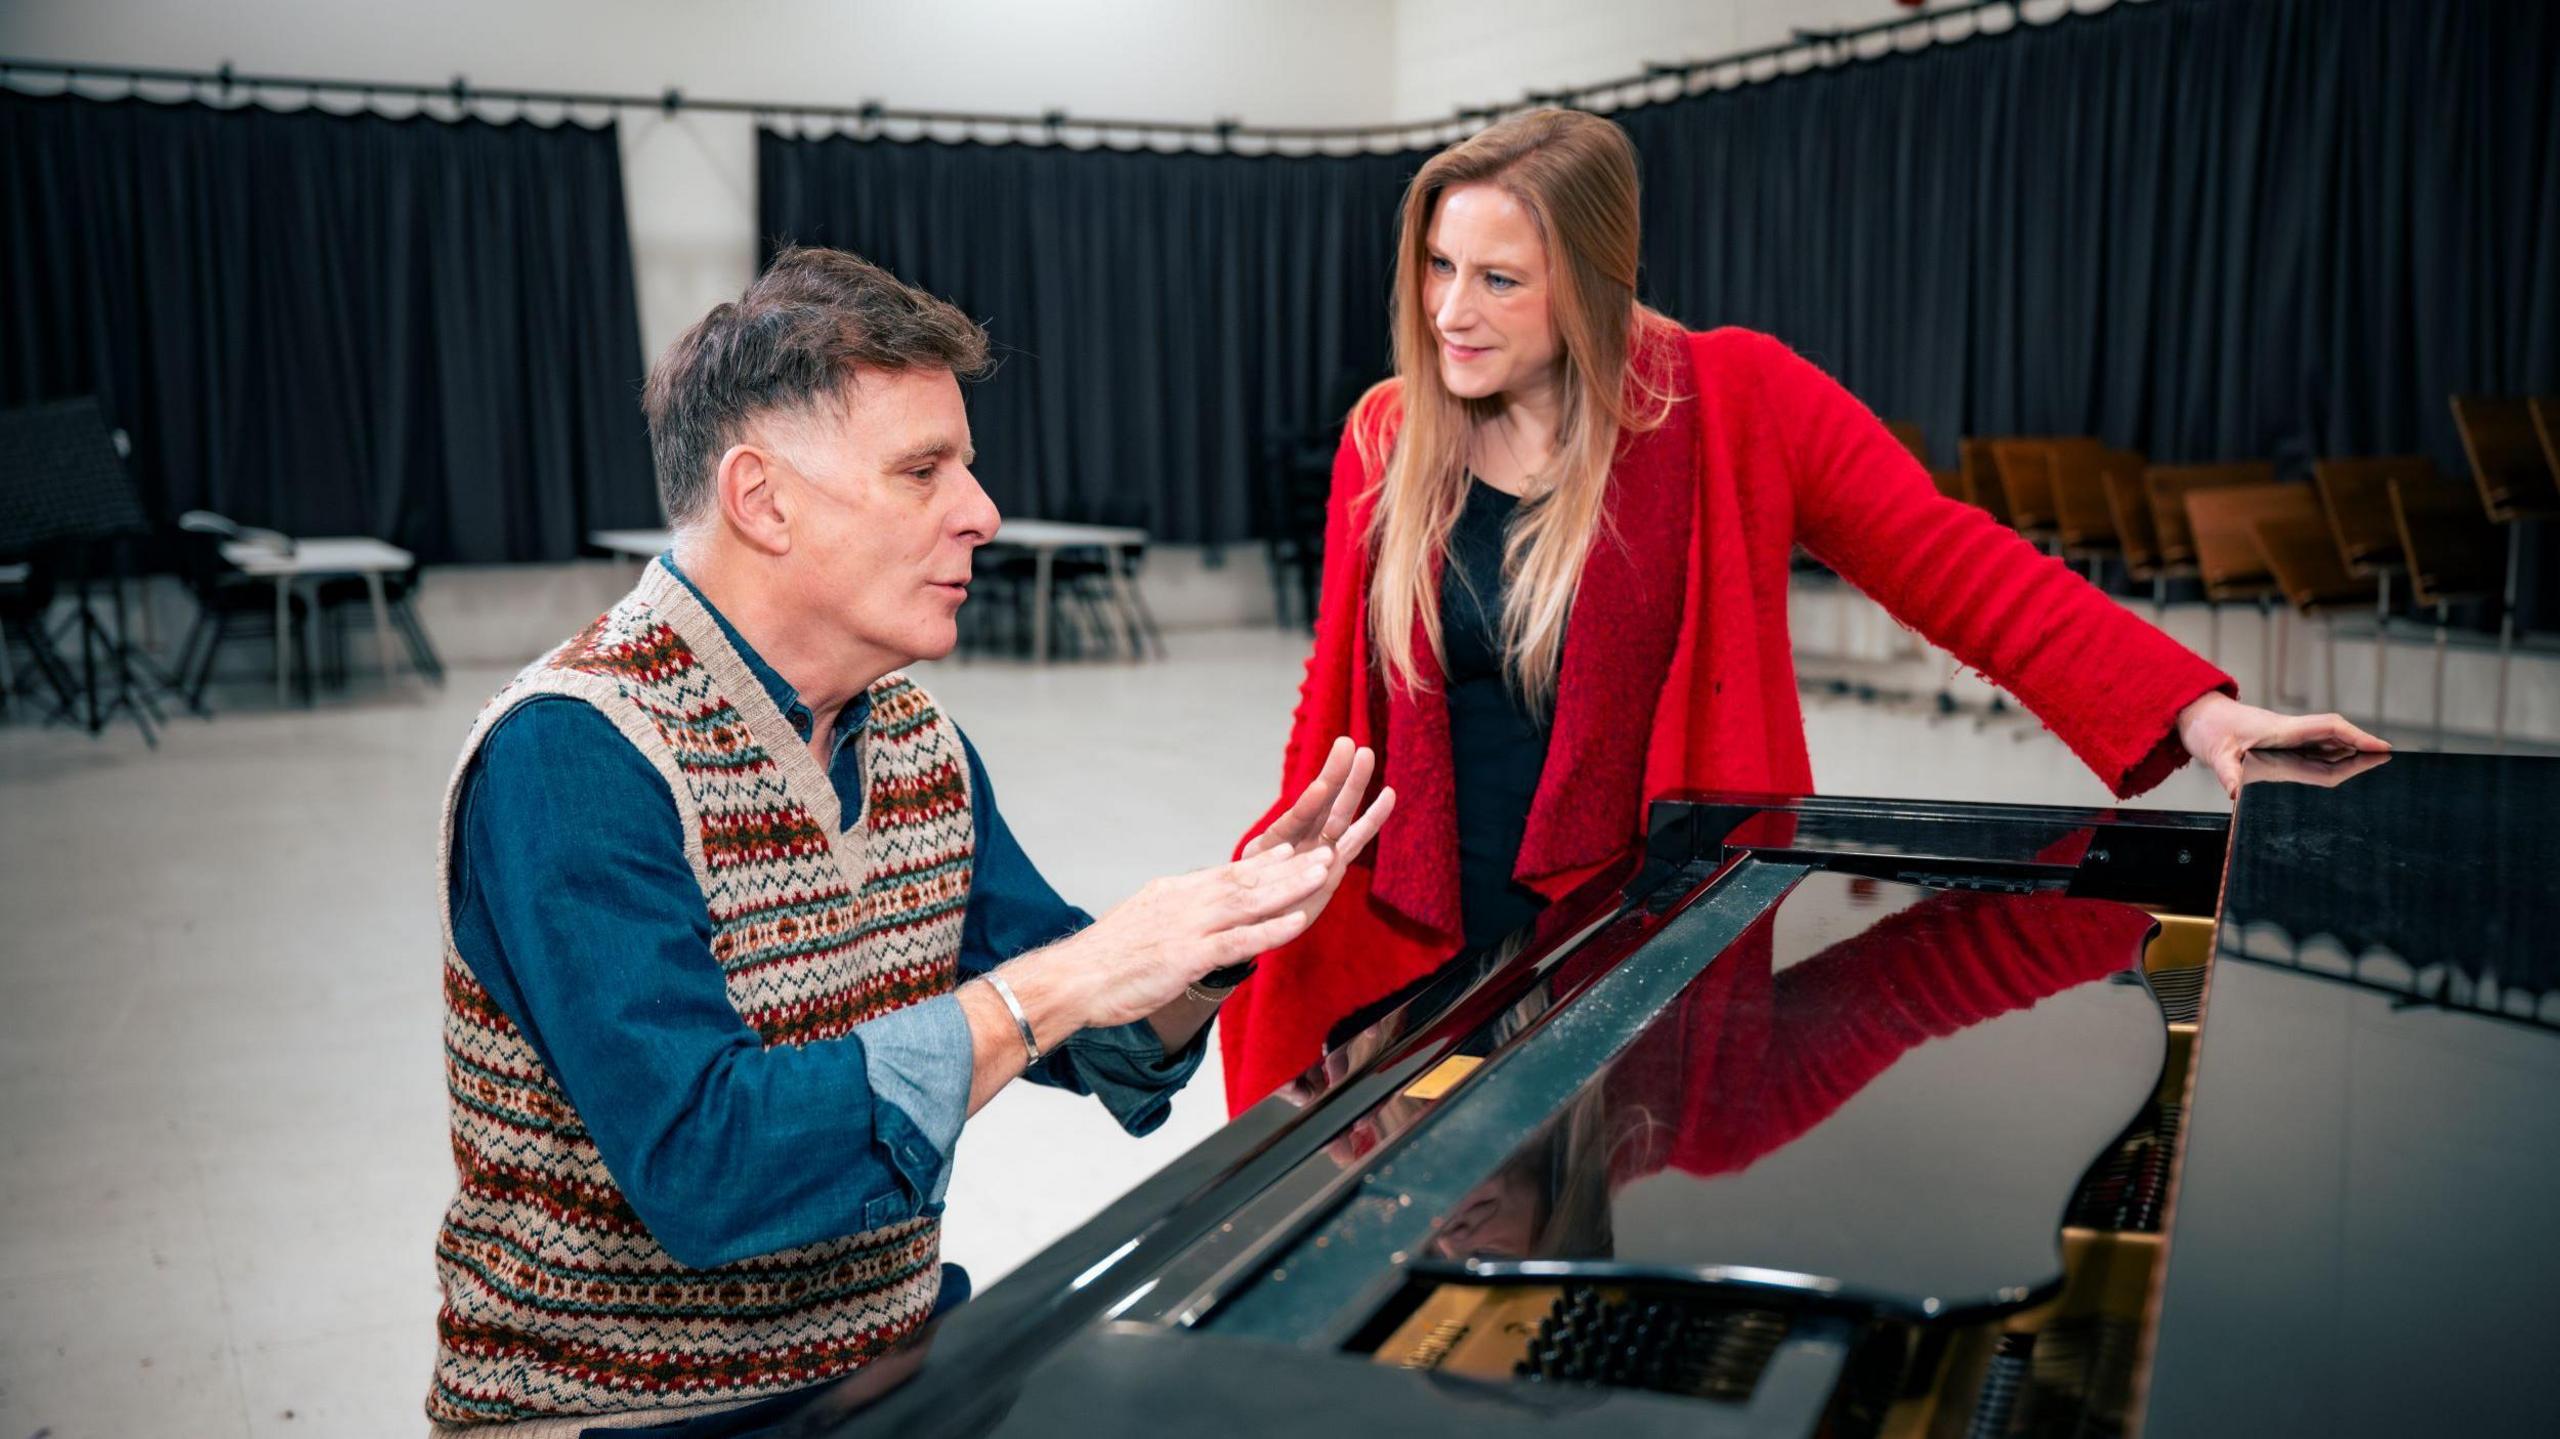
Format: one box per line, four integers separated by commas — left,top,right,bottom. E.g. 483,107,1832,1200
424,247,1390,1434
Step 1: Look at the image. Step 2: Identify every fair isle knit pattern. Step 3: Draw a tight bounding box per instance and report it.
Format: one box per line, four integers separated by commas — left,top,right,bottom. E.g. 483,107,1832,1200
427,560,973,1427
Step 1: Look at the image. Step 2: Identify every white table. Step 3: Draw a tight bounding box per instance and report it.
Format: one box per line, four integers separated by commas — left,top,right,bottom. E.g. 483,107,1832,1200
584,520,1153,663
992,520,1150,663
224,537,417,705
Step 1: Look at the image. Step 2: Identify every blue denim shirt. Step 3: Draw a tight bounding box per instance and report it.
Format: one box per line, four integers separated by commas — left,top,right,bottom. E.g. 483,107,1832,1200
446,560,1204,1268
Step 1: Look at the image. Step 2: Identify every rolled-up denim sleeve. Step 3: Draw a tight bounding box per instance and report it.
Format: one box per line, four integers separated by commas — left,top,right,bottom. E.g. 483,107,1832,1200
955,730,1207,1134
450,698,971,1266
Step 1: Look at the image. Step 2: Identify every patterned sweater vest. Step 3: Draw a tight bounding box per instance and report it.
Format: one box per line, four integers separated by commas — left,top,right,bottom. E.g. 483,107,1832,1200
426,560,974,1427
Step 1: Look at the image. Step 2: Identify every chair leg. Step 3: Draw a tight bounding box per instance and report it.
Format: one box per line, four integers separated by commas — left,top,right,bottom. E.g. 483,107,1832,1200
2323,615,2339,715
2372,572,2391,732
187,611,232,709
298,604,320,706
2494,522,2521,752
171,610,213,713
2264,600,2283,710
1137,591,1170,660
2432,603,2450,749
392,599,445,684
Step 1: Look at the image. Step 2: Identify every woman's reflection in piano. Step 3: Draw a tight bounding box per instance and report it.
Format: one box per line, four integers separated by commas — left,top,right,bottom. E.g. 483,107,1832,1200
1345,887,2160,1262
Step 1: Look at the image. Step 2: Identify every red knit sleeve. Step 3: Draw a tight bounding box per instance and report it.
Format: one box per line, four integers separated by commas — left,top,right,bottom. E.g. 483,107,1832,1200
1728,330,2234,799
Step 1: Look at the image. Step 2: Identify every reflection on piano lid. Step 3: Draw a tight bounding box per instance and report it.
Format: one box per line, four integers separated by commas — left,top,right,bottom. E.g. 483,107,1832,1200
1220,876,2165,1329
2212,751,2560,1026
778,754,2560,1439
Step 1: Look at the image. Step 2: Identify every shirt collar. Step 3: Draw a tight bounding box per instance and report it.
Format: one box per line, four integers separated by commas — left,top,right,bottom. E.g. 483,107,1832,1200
661,554,871,752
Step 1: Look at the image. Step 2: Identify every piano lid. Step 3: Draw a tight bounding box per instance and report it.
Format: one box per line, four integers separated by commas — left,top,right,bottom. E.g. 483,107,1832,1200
1209,870,2166,1337
2142,750,2560,1437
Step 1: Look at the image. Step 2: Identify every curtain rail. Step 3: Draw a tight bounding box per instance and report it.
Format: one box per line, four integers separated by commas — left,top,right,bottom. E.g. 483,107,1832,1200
0,0,2122,151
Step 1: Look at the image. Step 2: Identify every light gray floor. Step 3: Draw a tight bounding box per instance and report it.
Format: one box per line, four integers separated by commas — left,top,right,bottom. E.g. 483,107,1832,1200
0,622,2239,1438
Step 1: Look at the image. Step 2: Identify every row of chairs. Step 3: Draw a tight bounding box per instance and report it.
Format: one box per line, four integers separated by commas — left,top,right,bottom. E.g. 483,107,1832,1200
1886,396,2559,746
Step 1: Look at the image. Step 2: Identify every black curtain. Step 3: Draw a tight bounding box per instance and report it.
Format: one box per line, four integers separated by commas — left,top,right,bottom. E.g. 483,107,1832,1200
758,0,2557,624
0,89,657,564
1627,0,2560,626
760,134,1420,545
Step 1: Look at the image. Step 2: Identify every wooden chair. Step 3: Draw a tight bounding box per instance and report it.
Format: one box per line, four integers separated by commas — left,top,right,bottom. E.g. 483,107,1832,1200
2450,395,2560,746
1958,438,2011,524
2313,457,2429,727
2145,463,2274,572
2046,438,2120,580
2533,397,2560,481
2100,449,2185,609
2390,468,2507,745
1989,439,2063,548
2185,481,2309,702
2250,500,2370,714
2147,462,2276,667
1887,420,1966,503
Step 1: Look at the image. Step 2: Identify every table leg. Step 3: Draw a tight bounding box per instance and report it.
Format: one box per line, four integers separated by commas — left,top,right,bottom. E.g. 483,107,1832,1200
275,575,291,707
1033,548,1055,664
365,572,397,688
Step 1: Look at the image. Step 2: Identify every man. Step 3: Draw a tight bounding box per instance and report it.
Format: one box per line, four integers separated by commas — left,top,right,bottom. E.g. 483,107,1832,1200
426,247,1391,1435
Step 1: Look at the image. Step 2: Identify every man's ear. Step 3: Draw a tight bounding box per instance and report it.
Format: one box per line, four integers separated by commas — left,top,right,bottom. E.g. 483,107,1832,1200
713,443,792,557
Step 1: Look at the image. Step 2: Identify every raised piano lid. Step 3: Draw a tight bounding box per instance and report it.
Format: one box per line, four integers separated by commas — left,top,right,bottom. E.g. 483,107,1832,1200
2140,750,2560,1436
1206,869,2167,1341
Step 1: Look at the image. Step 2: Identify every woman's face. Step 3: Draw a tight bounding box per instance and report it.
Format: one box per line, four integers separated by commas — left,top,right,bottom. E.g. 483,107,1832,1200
1422,183,1560,404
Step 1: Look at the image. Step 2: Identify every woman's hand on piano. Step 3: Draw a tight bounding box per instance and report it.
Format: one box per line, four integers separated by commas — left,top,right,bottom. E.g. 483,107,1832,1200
2175,691,2389,798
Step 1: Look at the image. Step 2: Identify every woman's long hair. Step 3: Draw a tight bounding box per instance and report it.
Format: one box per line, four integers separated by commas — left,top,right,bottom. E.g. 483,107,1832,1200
1363,108,1678,713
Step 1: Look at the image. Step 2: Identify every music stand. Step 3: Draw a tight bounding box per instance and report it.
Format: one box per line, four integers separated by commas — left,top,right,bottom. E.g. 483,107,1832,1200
0,398,164,743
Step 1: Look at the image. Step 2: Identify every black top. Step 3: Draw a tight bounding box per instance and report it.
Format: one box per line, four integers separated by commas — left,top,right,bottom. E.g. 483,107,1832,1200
1442,477,1553,950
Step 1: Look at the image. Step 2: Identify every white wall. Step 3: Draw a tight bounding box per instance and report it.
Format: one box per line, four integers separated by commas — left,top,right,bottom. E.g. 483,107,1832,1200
0,0,1399,364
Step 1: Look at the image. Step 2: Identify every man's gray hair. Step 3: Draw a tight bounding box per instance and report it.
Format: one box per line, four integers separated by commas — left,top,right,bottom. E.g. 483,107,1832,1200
642,246,993,529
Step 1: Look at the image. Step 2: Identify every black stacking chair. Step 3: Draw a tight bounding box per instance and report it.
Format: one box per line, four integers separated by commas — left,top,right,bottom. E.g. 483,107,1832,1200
313,563,445,685
169,512,313,708
1052,498,1165,660
958,543,1036,660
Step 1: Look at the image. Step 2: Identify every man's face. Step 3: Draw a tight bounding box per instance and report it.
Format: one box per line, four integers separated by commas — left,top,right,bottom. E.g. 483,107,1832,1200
766,367,997,669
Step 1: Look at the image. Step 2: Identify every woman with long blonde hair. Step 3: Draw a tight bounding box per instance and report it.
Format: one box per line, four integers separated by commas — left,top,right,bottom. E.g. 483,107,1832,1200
1217,108,2380,1113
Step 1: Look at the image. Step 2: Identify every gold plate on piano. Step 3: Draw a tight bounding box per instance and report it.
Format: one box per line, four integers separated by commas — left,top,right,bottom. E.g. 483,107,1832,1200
1371,1283,1569,1376
1400,1053,1482,1102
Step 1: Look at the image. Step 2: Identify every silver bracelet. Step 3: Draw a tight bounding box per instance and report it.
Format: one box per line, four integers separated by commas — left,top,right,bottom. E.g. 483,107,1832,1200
1184,977,1240,1004
980,972,1042,1065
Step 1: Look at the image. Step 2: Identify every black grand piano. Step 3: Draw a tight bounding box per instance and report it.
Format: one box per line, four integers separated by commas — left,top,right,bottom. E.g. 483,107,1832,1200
784,750,2558,1438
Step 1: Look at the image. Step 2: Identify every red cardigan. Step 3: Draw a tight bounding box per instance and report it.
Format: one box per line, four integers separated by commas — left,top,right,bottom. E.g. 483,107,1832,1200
1219,326,2233,1114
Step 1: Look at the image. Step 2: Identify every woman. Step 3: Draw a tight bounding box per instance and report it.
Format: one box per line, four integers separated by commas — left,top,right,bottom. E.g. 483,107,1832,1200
1221,108,2381,1114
